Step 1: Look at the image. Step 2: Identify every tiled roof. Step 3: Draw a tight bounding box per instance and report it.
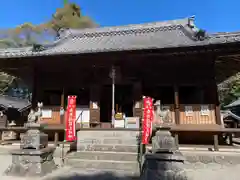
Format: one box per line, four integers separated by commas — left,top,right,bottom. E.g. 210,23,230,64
222,110,240,121
0,17,240,58
225,98,240,108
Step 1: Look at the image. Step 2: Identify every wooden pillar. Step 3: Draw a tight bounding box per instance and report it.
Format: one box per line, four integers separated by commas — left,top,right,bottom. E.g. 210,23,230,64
31,66,38,109
215,95,222,125
89,85,100,127
213,134,219,151
215,104,221,125
212,56,222,125
132,82,142,118
174,85,180,124
213,83,221,125
60,89,65,125
61,89,64,107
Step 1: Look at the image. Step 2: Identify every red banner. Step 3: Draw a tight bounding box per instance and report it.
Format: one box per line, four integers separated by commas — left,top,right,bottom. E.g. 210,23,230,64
142,96,154,144
65,96,77,142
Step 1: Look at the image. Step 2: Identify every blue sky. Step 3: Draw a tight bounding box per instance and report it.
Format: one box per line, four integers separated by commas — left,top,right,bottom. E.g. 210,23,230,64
0,0,239,33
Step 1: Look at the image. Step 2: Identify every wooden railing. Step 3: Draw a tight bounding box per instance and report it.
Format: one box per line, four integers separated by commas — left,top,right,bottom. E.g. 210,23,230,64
161,104,216,125
179,104,216,124
40,106,61,125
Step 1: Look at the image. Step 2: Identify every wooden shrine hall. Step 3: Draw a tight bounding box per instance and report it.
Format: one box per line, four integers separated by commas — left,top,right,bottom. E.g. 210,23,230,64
0,17,240,144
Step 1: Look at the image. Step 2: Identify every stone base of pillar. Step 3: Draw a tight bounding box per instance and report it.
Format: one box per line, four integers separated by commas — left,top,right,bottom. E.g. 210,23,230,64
141,127,189,180
4,121,57,177
4,147,57,177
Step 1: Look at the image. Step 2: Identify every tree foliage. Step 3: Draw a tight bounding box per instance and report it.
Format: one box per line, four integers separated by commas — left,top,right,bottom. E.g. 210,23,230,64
0,1,97,95
0,1,97,48
0,72,16,94
218,73,240,108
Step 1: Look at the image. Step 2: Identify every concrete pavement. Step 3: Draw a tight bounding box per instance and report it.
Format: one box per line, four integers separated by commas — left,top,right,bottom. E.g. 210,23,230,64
0,145,240,179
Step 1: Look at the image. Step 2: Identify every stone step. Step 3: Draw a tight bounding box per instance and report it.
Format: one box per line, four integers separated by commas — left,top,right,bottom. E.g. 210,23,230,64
67,167,140,177
78,137,138,145
77,130,139,139
48,167,140,178
67,151,139,161
65,159,140,172
77,144,139,153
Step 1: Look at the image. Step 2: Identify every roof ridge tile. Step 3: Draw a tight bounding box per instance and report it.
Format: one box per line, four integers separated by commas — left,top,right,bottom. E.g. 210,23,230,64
71,24,183,39
66,17,191,36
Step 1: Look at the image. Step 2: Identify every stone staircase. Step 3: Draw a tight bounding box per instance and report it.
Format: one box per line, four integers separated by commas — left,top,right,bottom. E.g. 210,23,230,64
65,130,140,175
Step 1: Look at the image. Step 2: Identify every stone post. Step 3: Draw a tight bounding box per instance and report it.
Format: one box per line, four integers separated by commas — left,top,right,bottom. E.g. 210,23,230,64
141,127,189,180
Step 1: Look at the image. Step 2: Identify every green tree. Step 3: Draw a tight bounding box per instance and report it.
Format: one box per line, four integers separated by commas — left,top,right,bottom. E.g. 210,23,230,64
218,73,240,108
0,0,97,48
0,0,97,95
49,2,97,37
0,72,16,94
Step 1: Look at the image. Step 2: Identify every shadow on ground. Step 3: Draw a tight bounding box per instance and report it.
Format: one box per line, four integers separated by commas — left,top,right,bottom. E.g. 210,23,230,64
44,172,139,180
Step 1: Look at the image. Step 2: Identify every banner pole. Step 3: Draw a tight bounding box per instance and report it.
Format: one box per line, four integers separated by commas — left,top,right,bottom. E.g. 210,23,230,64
111,66,116,127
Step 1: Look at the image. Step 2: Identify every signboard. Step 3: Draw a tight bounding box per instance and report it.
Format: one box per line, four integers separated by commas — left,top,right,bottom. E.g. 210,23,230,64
42,110,52,118
142,96,154,145
65,96,77,142
200,105,209,116
125,117,139,128
114,119,125,128
185,106,193,116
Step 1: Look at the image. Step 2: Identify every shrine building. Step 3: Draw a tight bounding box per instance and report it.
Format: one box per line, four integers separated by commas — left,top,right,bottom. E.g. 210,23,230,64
0,17,240,132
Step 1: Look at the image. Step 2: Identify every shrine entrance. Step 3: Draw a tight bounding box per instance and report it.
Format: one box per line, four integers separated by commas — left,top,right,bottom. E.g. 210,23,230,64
100,85,111,123
115,84,133,118
100,84,133,123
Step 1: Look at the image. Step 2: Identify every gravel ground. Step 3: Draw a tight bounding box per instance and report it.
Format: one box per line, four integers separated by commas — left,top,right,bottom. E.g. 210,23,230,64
0,149,239,180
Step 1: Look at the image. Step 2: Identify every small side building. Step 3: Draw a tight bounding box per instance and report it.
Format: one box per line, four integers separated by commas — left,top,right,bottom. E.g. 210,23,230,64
223,98,240,128
0,95,31,126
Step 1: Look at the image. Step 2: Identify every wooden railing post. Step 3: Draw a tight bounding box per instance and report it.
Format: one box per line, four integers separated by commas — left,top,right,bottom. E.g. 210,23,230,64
54,132,59,146
0,130,2,142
